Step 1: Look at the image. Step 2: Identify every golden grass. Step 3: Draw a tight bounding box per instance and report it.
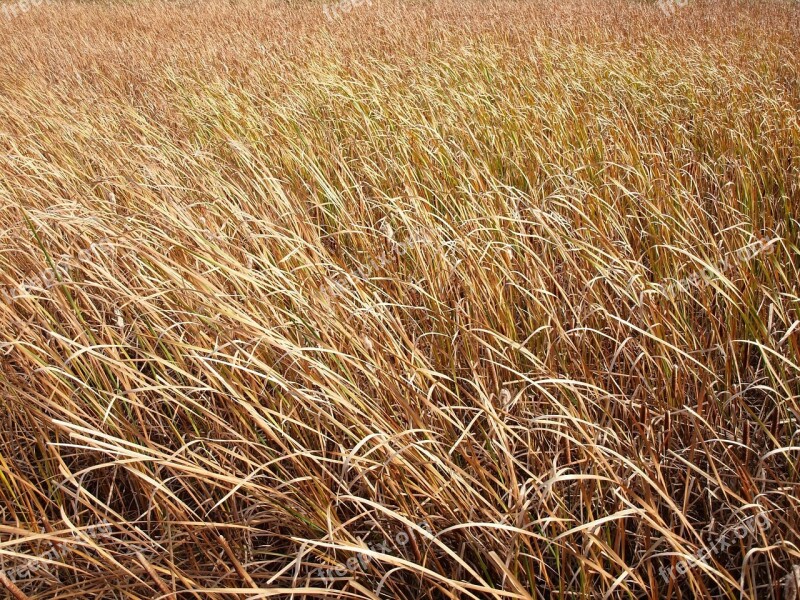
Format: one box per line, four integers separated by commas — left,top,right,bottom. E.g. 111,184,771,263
0,0,799,597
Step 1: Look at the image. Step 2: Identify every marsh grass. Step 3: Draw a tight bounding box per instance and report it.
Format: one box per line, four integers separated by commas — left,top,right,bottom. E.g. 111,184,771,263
0,0,799,598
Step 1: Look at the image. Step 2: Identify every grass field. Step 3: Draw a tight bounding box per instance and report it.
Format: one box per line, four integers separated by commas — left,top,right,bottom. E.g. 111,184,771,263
1,0,799,598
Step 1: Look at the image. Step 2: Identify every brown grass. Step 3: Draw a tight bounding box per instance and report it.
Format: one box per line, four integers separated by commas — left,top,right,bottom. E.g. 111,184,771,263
0,0,799,598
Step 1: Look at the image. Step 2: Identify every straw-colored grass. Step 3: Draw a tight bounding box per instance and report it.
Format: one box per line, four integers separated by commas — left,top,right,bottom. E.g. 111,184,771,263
1,0,799,598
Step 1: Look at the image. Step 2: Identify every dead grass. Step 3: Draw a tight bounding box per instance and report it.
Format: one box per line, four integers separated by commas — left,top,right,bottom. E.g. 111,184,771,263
0,0,799,598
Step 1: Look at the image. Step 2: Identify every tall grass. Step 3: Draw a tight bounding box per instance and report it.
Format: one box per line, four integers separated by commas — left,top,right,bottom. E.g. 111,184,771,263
0,0,799,598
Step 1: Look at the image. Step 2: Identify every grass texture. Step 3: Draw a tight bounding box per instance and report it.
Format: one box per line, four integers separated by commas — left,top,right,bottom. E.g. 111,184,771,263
1,0,799,598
